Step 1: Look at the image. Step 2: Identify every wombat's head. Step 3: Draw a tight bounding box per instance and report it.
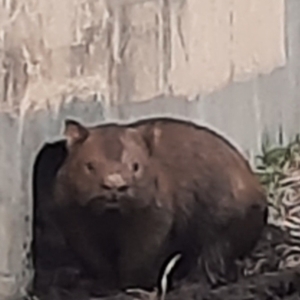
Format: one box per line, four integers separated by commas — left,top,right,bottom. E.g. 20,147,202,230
55,119,160,213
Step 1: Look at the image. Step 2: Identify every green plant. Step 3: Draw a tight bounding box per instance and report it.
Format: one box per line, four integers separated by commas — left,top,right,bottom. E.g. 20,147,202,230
255,134,300,226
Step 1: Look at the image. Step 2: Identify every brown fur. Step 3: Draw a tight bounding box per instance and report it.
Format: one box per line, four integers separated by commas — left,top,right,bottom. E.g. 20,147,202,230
53,117,268,295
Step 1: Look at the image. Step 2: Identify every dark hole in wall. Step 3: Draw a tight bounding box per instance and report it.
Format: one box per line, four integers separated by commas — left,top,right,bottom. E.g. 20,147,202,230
31,140,85,297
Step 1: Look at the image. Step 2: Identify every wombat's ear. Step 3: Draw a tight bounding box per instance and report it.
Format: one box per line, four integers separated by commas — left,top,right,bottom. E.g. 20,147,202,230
63,119,89,148
127,125,159,156
140,126,155,156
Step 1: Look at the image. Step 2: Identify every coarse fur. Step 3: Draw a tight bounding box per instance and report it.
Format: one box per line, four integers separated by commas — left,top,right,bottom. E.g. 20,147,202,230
53,117,268,296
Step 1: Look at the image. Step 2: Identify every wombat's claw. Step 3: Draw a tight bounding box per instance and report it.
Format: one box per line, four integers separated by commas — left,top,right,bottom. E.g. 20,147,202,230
126,288,159,300
125,254,182,300
159,253,182,300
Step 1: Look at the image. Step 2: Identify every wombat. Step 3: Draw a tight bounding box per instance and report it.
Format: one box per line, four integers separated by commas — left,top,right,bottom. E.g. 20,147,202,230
53,117,268,295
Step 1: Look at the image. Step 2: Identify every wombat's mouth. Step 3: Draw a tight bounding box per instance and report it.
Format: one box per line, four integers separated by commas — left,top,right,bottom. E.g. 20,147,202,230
105,200,120,210
89,196,121,212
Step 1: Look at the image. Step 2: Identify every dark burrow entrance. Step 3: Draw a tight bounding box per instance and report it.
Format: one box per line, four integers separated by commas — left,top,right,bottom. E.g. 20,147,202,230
30,140,300,300
31,140,84,298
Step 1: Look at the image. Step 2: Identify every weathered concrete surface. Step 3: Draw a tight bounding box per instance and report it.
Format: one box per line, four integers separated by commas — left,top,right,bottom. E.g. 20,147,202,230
0,0,298,299
169,0,285,97
0,0,285,112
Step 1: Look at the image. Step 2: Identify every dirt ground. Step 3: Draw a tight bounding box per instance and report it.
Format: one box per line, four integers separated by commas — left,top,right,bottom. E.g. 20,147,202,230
31,225,300,300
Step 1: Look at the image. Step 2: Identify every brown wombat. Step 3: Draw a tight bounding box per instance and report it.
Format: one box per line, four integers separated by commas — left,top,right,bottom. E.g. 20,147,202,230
53,117,268,295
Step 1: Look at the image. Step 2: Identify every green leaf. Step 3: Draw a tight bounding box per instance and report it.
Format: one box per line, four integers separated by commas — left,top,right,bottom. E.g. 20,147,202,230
263,147,287,166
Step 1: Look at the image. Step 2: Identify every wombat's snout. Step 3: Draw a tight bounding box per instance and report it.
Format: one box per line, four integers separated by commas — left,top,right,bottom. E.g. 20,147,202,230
98,173,130,209
102,173,129,193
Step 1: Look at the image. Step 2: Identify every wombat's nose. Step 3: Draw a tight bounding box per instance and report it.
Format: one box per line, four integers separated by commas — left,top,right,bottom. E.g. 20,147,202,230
102,173,129,192
102,183,129,193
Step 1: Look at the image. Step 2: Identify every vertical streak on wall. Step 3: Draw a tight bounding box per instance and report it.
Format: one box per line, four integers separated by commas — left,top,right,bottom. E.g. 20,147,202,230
112,1,127,118
252,80,263,159
228,0,235,83
157,0,164,93
161,0,171,93
106,1,117,107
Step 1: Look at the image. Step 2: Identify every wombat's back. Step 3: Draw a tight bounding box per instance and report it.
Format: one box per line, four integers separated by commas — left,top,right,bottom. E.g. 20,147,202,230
130,117,265,206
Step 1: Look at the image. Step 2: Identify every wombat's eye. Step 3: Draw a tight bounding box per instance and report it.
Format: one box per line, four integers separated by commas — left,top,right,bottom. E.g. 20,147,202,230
132,162,139,172
86,162,95,172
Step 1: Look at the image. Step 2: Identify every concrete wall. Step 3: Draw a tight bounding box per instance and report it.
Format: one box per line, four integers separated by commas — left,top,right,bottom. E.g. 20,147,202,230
0,0,299,298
